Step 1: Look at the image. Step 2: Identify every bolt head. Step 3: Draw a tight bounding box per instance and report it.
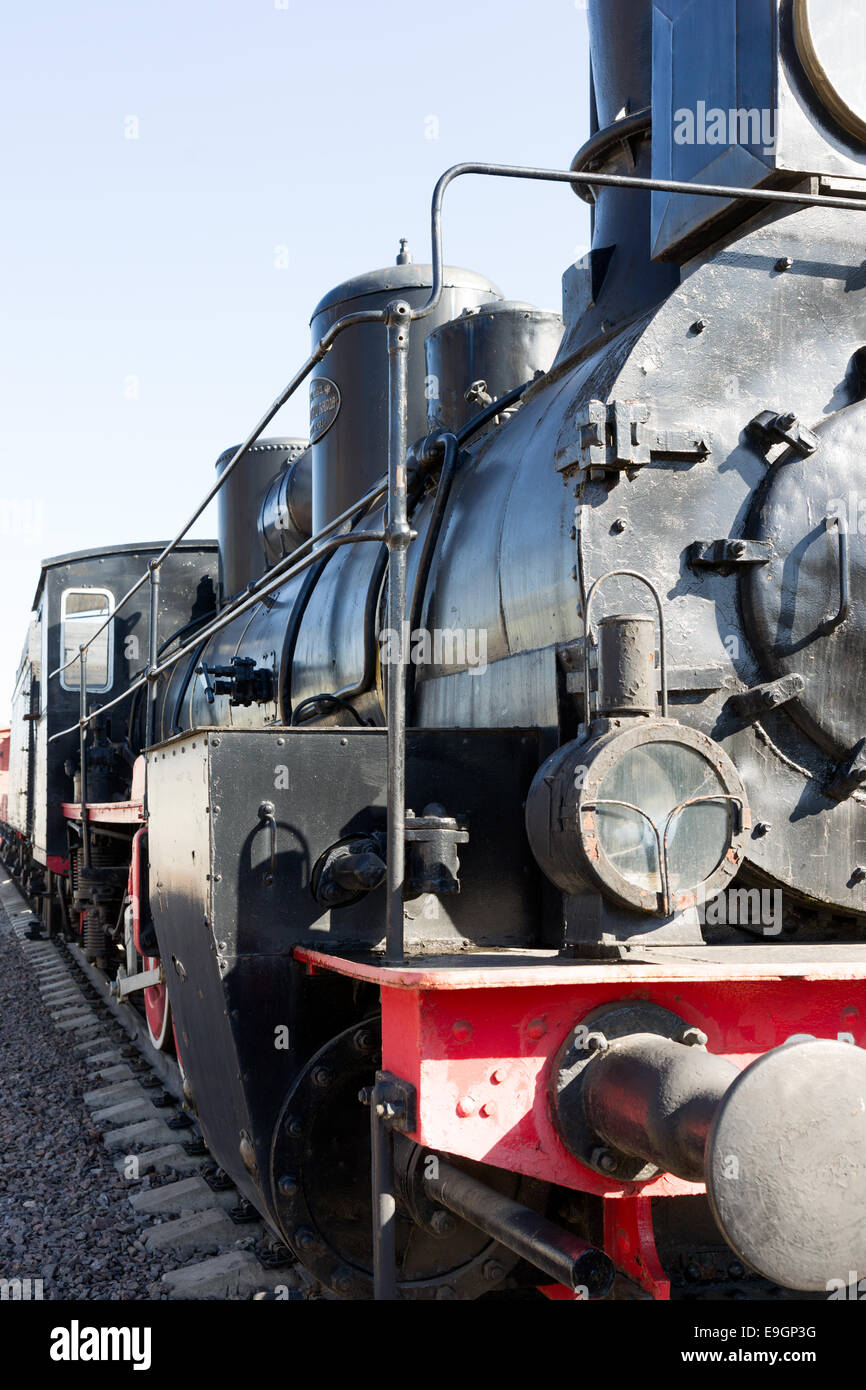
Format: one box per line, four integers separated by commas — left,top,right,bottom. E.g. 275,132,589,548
311,1066,332,1088
278,1174,298,1199
430,1209,456,1236
483,1260,506,1282
593,1147,618,1174
612,517,627,534
679,1026,708,1048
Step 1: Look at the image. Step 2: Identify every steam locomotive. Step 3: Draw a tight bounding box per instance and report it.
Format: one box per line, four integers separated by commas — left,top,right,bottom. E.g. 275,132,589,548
4,0,866,1300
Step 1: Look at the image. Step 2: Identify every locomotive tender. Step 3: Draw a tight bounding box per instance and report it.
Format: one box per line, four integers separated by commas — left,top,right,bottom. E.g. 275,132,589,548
4,0,866,1299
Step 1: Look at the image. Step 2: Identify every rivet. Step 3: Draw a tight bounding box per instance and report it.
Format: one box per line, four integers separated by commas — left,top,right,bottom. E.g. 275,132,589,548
452,1020,472,1041
491,1068,508,1085
456,1095,477,1118
278,1174,298,1198
527,1017,547,1040
479,1102,495,1119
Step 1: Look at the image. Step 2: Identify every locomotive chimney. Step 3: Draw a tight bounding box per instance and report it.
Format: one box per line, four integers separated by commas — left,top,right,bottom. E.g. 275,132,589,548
561,0,678,358
586,0,653,130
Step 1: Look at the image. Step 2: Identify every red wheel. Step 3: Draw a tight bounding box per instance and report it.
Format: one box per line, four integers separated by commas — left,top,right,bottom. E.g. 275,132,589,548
143,955,171,1050
172,1020,185,1077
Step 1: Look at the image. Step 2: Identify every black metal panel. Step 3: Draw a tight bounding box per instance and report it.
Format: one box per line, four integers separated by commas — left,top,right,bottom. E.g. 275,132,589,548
150,726,543,958
147,725,542,1218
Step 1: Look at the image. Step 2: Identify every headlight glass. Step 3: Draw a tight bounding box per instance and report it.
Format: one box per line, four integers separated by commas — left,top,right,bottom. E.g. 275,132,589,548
594,740,731,893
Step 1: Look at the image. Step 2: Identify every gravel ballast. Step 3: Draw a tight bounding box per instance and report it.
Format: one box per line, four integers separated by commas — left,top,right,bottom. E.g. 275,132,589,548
0,894,179,1299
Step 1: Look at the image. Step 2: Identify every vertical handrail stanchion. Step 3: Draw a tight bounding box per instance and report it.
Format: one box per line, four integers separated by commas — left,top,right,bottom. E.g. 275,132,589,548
78,645,90,870
370,1077,398,1301
148,560,160,747
384,300,412,968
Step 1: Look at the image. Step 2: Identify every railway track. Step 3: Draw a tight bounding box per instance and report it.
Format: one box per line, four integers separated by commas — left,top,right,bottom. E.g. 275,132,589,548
0,873,307,1301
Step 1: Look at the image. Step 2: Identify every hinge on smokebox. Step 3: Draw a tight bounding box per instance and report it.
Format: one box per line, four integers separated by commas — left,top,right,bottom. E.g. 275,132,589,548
555,399,710,481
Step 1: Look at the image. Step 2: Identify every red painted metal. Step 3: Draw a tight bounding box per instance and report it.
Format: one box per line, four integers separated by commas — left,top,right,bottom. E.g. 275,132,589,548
604,1194,670,1300
127,825,169,1049
129,827,147,955
294,945,866,1297
294,945,866,1201
45,855,68,874
62,801,144,825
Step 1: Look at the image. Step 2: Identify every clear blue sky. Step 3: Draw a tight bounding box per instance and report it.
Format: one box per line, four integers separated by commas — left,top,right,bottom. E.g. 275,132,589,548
0,0,591,720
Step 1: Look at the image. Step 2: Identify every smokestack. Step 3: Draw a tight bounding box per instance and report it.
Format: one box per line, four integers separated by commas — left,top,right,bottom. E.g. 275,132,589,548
586,0,653,130
559,0,678,360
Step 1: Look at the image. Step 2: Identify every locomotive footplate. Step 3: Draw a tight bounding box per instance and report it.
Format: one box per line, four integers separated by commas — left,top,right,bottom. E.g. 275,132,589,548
295,942,866,1297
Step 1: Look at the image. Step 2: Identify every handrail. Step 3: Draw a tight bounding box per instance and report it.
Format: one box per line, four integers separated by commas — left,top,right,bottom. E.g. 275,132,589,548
46,156,866,968
48,488,390,744
50,162,866,694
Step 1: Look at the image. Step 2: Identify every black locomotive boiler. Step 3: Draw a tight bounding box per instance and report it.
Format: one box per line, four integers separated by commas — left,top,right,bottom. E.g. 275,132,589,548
4,0,866,1301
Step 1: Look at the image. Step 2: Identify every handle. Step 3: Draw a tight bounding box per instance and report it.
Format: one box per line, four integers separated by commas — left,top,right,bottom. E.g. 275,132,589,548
196,661,216,705
258,800,277,884
823,512,850,629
